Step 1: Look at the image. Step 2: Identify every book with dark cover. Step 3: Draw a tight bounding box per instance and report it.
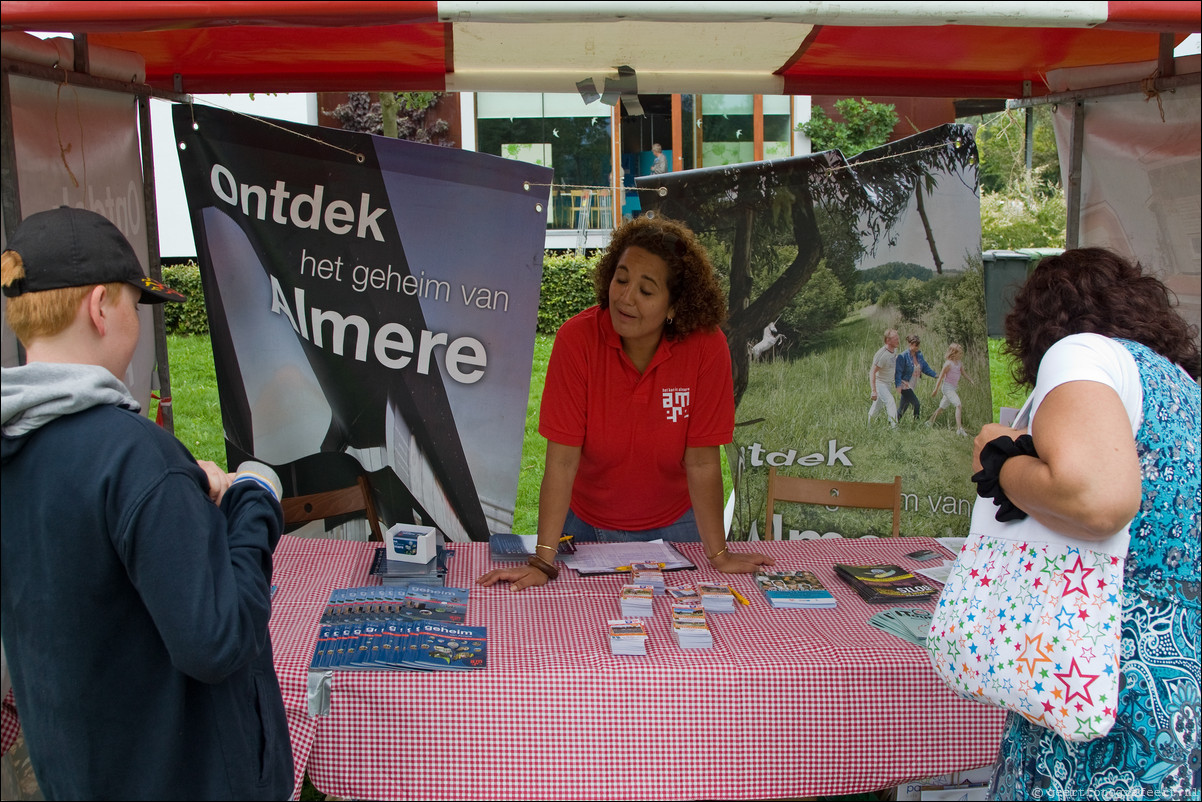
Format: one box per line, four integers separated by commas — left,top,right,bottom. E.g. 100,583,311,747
832,563,936,604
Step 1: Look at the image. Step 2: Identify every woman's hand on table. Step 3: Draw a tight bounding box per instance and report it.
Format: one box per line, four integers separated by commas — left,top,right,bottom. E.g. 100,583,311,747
476,565,551,592
709,549,775,574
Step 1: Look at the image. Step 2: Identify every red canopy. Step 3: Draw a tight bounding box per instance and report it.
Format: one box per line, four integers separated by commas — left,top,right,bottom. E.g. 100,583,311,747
2,1,1198,97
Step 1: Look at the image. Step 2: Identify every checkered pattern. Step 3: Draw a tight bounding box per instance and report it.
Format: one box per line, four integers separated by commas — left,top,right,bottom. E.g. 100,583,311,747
276,536,1004,800
1,689,17,756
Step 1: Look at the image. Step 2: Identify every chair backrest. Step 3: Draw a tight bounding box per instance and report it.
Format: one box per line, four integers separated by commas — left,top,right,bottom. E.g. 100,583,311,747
281,475,383,542
764,468,902,540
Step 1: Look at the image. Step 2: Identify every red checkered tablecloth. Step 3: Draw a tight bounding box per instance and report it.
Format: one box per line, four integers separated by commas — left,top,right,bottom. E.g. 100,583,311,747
270,535,1004,801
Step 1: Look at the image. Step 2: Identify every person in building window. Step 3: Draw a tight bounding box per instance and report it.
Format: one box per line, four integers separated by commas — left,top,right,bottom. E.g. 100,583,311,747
478,216,774,591
650,142,668,175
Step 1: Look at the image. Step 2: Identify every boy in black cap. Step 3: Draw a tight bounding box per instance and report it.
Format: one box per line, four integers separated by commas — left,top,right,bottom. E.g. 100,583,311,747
1,207,293,800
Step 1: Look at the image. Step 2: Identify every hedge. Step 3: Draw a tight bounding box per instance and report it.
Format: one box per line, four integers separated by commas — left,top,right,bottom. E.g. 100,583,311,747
161,253,600,337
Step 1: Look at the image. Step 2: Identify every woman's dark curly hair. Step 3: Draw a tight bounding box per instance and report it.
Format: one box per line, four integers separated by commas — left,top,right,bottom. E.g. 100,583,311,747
1003,247,1200,385
593,215,727,339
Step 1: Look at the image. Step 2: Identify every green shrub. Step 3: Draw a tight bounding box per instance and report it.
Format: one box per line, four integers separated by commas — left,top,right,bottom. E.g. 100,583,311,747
980,173,1066,250
778,263,849,347
537,251,598,335
161,261,210,335
929,256,987,352
161,253,600,338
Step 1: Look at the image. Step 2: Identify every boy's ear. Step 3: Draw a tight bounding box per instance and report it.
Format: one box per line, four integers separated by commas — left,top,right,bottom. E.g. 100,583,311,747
85,284,110,335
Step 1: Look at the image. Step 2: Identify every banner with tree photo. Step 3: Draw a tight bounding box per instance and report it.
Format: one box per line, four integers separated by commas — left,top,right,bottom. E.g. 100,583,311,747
173,104,551,542
639,124,987,540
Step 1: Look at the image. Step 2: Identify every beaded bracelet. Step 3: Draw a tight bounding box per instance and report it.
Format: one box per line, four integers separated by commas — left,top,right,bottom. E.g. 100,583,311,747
971,434,1038,522
526,554,560,581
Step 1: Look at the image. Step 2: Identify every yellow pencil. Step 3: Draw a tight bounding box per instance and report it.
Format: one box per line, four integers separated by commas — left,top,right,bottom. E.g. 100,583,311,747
730,587,751,606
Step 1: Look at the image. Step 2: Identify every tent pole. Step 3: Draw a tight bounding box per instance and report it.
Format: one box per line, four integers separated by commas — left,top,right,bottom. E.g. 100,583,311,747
1065,101,1085,249
1023,81,1034,171
137,95,175,434
1,69,26,366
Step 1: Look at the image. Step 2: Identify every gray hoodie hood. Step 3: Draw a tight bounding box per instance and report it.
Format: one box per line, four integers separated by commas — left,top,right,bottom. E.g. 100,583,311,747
1,363,140,438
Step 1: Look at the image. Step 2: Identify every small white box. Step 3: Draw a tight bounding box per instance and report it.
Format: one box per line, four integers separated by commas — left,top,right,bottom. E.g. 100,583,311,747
385,524,437,563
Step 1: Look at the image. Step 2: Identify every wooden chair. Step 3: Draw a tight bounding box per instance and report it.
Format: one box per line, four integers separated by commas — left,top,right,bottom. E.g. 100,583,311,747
764,468,902,540
281,474,383,542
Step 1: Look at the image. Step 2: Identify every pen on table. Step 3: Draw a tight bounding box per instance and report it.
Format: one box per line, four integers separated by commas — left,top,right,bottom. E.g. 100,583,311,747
614,562,666,572
730,587,751,606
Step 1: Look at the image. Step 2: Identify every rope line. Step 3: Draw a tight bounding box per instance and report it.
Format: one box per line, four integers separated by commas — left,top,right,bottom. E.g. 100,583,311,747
173,95,1039,191
185,97,366,162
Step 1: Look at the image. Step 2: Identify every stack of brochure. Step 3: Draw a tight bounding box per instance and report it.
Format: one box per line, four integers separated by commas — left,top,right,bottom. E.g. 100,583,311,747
629,563,666,594
754,570,838,609
369,544,453,586
619,585,655,618
833,563,936,604
667,586,702,607
671,604,713,649
697,582,736,613
608,619,649,655
309,584,484,671
312,620,488,671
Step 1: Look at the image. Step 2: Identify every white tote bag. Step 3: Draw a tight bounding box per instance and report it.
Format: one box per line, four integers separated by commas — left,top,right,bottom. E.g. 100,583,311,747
926,397,1128,742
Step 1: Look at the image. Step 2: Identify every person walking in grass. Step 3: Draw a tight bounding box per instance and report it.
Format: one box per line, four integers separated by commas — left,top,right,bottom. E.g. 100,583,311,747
895,333,938,422
927,342,976,436
868,328,900,429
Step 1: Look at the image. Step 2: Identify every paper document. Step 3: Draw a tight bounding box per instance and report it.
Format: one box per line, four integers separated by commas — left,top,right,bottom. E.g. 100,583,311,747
560,540,695,574
915,560,955,585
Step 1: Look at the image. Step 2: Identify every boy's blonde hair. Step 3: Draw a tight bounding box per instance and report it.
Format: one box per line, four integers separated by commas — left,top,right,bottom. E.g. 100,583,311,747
2,250,124,344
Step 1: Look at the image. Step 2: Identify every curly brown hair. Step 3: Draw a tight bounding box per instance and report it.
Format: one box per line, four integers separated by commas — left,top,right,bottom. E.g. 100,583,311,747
593,215,726,340
1003,247,1201,385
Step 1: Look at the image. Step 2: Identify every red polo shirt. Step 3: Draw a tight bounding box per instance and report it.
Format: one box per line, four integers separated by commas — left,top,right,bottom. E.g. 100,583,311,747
539,306,735,530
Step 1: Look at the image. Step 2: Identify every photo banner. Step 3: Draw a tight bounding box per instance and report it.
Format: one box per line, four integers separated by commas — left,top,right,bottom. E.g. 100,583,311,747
639,124,986,540
173,104,552,542
1,76,156,408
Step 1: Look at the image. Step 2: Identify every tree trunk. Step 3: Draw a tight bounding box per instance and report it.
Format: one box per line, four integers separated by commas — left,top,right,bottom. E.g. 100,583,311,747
379,92,399,138
725,207,756,404
725,187,824,406
915,182,943,274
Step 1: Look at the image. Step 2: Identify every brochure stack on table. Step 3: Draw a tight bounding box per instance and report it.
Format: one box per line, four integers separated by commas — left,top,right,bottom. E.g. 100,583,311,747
753,570,838,609
629,563,666,594
619,585,655,618
697,582,737,613
310,584,486,671
671,604,714,649
608,619,649,655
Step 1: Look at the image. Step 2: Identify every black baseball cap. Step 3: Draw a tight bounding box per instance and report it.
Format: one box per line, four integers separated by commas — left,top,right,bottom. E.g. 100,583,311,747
2,206,185,304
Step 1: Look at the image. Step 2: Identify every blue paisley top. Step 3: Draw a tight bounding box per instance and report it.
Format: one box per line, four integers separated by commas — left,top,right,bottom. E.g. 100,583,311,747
991,337,1200,801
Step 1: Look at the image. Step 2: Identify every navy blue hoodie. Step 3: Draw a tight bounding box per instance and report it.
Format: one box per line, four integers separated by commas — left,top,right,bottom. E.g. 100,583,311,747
1,363,293,800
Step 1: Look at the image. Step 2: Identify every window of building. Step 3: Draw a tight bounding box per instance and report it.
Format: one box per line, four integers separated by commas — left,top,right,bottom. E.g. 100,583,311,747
477,93,613,229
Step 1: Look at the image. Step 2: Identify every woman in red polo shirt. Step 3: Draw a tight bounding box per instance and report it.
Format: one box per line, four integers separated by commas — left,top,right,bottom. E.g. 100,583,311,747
478,216,774,591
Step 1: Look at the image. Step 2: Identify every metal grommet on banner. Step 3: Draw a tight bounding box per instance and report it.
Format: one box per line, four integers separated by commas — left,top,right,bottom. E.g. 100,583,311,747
523,181,531,191
535,203,543,213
